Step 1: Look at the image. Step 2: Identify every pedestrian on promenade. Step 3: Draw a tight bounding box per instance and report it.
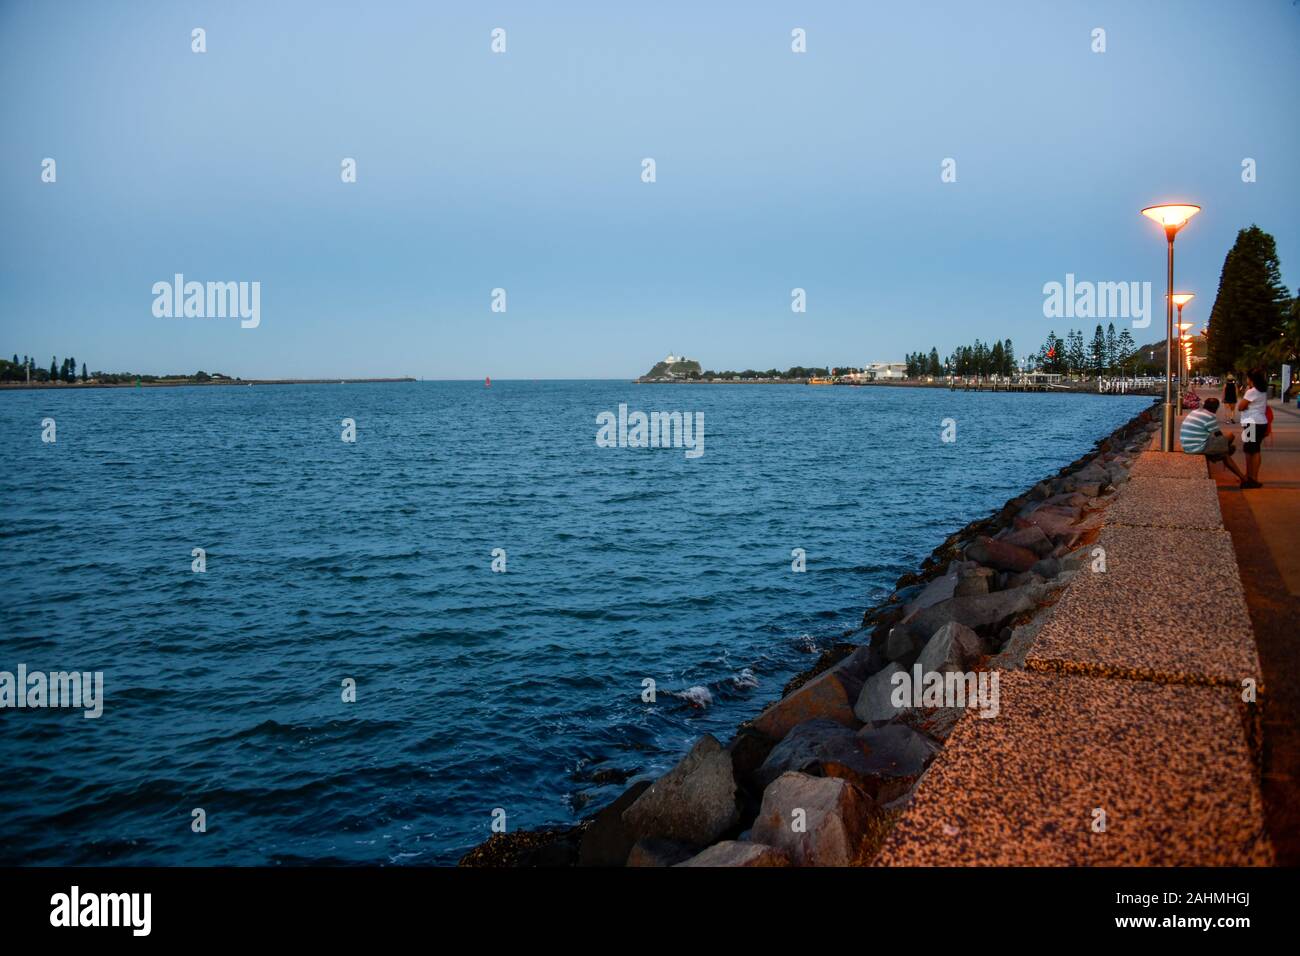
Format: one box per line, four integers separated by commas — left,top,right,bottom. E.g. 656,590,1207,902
1237,369,1270,488
1180,398,1248,484
1223,373,1239,423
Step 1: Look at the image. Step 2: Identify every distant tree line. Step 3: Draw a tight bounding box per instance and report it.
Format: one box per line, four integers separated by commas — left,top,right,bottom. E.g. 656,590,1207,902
0,354,88,383
697,366,848,379
0,354,231,385
905,339,1017,378
1035,324,1137,376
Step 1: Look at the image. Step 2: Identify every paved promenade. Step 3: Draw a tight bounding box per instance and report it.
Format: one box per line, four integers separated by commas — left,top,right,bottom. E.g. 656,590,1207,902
876,393,1284,866
1197,389,1300,864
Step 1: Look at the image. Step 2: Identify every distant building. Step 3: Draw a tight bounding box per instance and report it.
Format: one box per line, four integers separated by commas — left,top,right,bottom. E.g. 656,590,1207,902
867,362,908,381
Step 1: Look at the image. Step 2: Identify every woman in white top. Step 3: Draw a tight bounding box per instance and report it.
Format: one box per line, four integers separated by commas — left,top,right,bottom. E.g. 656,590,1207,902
1236,369,1270,488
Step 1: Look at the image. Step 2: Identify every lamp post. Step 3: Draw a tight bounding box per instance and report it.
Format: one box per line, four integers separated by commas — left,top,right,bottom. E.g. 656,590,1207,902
1178,321,1194,389
1170,293,1195,411
1142,204,1201,450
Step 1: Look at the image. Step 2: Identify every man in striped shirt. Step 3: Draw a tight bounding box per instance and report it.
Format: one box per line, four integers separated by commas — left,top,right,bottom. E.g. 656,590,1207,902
1180,398,1247,482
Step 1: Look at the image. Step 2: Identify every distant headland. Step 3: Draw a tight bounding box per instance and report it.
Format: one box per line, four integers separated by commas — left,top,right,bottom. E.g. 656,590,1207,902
635,334,1185,387
0,355,413,390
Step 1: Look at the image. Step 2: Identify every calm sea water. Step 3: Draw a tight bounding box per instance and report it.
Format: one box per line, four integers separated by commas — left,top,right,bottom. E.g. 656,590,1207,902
0,381,1147,864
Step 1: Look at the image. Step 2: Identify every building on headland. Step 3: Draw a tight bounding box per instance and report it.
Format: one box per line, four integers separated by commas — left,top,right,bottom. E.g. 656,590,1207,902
637,353,703,382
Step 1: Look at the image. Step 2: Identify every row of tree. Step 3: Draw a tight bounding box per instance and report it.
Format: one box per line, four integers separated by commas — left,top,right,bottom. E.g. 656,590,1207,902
1,354,88,383
1036,324,1138,376
904,339,1018,379
697,366,843,379
0,355,232,385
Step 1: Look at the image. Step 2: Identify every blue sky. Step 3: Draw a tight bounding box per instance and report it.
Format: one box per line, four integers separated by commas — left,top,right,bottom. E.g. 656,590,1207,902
2,0,1298,379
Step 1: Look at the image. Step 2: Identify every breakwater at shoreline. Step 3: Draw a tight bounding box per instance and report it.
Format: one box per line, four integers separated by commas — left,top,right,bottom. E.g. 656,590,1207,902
462,399,1169,867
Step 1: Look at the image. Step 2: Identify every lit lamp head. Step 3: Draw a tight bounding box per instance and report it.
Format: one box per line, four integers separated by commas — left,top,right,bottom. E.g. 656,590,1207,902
1169,292,1195,309
1142,204,1201,240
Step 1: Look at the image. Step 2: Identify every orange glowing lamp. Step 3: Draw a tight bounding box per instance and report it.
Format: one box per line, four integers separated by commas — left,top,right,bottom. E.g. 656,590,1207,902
1142,204,1201,234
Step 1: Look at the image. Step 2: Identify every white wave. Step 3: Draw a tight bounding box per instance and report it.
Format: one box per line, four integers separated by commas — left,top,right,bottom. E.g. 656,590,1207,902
673,685,713,708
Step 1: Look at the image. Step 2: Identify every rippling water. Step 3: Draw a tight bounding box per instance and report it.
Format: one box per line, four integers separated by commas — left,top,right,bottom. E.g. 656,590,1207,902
0,381,1147,864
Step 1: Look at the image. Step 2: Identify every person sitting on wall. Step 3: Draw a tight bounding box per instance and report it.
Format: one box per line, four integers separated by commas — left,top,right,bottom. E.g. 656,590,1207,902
1180,397,1246,483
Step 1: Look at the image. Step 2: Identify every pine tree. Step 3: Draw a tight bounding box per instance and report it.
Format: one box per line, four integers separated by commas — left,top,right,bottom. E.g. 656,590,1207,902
1116,329,1137,374
1090,325,1106,375
1105,323,1118,374
50,356,57,380
81,362,88,381
1066,330,1085,374
1206,224,1290,372
1002,339,1015,377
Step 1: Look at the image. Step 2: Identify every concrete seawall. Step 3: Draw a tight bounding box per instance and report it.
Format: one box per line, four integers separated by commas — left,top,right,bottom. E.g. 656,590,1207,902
876,445,1269,865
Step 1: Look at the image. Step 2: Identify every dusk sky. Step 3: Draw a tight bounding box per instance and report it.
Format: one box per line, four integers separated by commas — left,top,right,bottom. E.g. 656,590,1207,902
2,0,1298,379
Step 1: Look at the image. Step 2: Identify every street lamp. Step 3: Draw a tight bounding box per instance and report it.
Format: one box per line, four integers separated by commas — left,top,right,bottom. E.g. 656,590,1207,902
1170,292,1195,410
1142,204,1201,450
1178,323,1194,393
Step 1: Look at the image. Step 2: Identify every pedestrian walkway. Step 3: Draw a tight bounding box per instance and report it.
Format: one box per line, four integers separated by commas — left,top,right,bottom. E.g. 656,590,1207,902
875,397,1276,866
874,671,1269,866
1193,387,1300,864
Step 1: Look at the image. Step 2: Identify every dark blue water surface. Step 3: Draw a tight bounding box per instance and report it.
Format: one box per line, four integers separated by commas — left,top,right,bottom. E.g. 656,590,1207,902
0,381,1148,864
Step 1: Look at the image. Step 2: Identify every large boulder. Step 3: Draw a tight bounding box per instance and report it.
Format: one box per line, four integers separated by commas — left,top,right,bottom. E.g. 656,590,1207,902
965,535,1037,573
1042,491,1087,510
751,772,877,866
884,624,924,662
854,723,941,802
954,566,993,596
675,841,790,867
903,570,958,614
622,735,739,846
626,837,697,867
916,621,985,674
750,666,863,741
753,718,870,791
727,726,777,786
853,662,907,723
1030,556,1062,579
898,583,1047,638
996,524,1054,557
577,780,652,867
1015,509,1081,546
759,718,939,804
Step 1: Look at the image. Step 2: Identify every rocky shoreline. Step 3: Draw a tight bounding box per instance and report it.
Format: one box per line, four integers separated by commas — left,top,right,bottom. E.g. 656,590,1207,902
460,399,1162,867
